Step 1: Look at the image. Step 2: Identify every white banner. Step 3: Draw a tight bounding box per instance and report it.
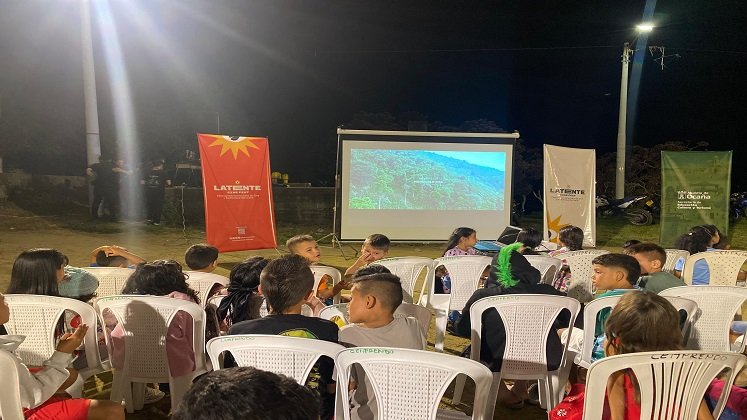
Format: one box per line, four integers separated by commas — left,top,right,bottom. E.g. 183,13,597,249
543,144,596,247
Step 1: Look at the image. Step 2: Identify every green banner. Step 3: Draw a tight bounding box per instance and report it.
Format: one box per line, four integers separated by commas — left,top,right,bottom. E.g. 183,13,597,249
660,151,732,247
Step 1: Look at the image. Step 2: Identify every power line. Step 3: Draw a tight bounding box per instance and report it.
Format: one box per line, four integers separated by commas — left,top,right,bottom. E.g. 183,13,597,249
314,45,618,55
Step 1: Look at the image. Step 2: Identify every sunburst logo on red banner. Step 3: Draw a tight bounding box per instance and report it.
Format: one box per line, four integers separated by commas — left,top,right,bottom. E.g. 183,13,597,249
205,135,261,159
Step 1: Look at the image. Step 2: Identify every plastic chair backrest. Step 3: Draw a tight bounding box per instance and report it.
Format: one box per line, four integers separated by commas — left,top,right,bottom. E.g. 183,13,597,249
662,295,699,340
682,250,747,286
394,303,431,339
377,257,435,304
577,295,623,366
3,294,104,375
524,255,563,285
334,347,494,420
563,250,610,303
207,334,344,384
259,300,312,318
0,349,24,420
469,294,580,377
94,295,207,379
660,286,747,352
185,271,228,307
584,350,746,420
433,255,493,311
664,249,690,274
82,267,132,297
318,303,348,324
311,266,343,304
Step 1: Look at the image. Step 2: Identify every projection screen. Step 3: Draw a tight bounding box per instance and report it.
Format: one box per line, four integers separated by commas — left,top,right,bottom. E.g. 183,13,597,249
336,129,518,241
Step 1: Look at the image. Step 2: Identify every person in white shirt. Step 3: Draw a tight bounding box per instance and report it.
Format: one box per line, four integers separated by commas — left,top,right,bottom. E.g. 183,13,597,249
339,272,425,420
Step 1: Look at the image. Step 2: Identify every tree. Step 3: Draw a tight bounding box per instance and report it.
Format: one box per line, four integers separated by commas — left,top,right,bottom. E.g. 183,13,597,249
596,141,709,197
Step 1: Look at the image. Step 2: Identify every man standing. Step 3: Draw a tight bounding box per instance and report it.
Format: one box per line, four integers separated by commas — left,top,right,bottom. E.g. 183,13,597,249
141,159,171,225
86,156,116,220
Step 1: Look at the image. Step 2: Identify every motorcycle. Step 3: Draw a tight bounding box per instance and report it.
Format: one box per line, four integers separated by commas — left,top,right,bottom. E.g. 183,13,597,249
730,192,747,220
596,194,657,226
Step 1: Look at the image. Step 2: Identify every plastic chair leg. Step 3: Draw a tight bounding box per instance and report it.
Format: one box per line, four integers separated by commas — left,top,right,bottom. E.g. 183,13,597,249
132,382,145,411
169,374,194,412
484,372,502,420
452,374,467,405
434,311,447,352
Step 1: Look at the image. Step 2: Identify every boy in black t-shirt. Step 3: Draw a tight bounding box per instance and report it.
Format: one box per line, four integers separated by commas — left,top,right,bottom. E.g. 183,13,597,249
228,254,339,419
141,159,171,225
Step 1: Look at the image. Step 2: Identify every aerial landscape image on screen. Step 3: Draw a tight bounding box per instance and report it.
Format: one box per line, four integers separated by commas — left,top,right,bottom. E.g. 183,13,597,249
348,149,506,210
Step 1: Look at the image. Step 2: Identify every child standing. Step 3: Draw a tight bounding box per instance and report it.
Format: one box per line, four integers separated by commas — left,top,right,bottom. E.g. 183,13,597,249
0,293,125,420
623,242,686,293
339,273,425,420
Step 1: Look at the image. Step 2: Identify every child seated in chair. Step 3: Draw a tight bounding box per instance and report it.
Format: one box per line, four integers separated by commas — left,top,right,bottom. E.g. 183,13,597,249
216,256,269,330
560,253,641,362
287,234,350,307
623,242,685,294
89,245,145,268
227,254,339,420
0,293,124,420
551,291,714,420
111,260,202,403
184,243,219,273
344,234,391,276
339,272,425,420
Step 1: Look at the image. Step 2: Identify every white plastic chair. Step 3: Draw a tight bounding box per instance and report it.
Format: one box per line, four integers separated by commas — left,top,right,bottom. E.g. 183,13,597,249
376,257,435,305
318,303,349,324
575,294,700,368
524,255,563,285
394,302,431,339
682,250,747,286
660,286,747,352
584,350,746,420
664,295,700,340
0,349,24,420
664,249,690,274
3,294,109,379
453,294,581,414
95,295,209,413
562,250,610,303
185,271,228,307
207,334,345,384
334,347,494,420
82,267,132,297
431,255,493,352
311,265,343,304
574,295,623,369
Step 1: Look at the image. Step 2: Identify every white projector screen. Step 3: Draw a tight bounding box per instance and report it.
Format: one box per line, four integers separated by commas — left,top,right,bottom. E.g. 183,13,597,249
337,130,517,241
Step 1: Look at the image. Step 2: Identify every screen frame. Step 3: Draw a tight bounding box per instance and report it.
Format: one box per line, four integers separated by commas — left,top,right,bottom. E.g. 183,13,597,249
334,129,519,242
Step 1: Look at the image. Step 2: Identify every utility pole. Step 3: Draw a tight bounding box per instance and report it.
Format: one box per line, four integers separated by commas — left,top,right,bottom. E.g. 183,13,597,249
615,42,632,199
81,0,101,204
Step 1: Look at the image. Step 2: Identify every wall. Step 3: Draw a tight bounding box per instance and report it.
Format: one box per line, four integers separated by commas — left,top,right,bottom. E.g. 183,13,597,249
164,186,335,226
0,173,335,226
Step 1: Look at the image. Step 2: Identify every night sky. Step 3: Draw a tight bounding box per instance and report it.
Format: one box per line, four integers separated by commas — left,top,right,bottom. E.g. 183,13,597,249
1,0,746,187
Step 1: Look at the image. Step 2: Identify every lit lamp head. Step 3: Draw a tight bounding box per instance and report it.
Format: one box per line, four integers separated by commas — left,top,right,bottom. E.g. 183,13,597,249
636,23,655,33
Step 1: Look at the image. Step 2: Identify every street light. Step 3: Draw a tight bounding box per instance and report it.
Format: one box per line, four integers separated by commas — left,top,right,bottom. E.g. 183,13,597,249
615,23,654,199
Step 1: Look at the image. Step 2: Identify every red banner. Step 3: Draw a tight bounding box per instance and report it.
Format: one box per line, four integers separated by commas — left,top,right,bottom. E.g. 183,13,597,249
197,134,277,251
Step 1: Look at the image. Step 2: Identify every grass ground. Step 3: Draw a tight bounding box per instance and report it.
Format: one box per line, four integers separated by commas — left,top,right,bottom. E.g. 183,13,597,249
1,201,745,419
